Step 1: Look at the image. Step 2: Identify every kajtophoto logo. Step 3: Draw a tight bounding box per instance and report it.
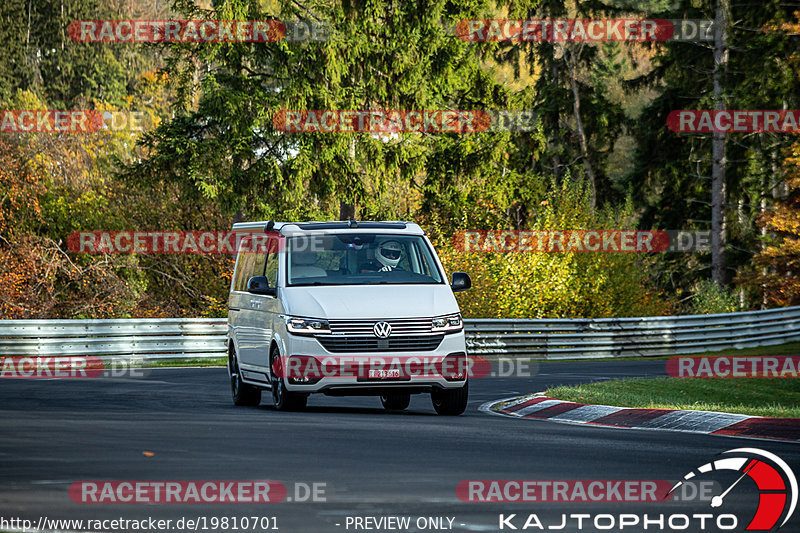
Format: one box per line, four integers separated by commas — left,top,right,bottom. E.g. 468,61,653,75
476,449,796,531
668,448,798,530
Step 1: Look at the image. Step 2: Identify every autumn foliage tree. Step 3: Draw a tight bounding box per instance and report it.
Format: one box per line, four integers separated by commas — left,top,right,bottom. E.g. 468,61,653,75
741,140,800,305
736,12,800,306
0,135,145,318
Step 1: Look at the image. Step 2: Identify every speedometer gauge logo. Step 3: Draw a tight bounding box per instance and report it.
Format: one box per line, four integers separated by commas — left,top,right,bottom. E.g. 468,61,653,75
668,448,797,530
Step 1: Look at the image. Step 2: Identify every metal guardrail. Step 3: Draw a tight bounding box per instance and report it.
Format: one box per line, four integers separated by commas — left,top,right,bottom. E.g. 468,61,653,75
0,318,226,361
1,307,799,361
465,306,800,359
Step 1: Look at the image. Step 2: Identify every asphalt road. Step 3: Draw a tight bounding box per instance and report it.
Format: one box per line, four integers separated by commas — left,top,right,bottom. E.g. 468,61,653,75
1,360,798,533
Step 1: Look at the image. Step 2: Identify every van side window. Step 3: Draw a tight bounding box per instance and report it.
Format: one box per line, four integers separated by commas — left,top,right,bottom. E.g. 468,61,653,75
265,237,279,287
252,250,267,280
233,240,248,292
233,238,262,291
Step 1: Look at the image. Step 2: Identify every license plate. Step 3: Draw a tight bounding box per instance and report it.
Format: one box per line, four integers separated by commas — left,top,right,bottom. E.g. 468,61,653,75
368,369,401,379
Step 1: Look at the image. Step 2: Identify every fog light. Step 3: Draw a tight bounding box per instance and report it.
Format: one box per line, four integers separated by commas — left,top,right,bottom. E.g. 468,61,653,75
286,355,322,385
442,352,467,381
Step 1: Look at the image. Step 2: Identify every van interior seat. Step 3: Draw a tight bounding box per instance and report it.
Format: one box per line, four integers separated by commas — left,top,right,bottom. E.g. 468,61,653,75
291,252,327,279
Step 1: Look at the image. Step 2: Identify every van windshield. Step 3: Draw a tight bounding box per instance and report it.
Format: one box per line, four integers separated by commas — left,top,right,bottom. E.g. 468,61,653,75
286,234,444,286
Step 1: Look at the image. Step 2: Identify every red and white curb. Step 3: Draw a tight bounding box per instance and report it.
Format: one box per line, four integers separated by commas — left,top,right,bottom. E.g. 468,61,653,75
480,394,800,442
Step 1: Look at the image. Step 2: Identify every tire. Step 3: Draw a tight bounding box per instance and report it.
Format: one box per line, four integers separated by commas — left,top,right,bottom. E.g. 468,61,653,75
431,381,468,416
229,345,261,406
380,392,411,411
270,347,308,411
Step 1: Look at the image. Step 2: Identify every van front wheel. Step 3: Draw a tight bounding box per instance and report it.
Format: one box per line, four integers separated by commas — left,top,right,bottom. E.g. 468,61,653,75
270,347,307,411
431,381,468,415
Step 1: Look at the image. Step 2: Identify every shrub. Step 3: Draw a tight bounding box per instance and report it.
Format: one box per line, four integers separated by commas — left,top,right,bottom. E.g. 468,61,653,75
433,178,672,318
690,279,741,315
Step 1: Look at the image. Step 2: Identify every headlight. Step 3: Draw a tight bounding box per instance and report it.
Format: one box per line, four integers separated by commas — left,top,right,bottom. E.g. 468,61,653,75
285,317,331,335
432,313,463,332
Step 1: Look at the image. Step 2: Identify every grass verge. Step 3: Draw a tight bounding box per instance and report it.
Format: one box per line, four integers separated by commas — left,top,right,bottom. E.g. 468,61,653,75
540,341,800,363
546,377,800,418
145,357,226,368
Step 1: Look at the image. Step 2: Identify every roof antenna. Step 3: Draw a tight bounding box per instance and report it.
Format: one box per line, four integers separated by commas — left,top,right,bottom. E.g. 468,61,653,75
348,220,358,228
265,221,275,231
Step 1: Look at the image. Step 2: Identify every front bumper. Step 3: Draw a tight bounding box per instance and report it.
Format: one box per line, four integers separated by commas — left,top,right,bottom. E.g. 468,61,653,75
281,331,468,393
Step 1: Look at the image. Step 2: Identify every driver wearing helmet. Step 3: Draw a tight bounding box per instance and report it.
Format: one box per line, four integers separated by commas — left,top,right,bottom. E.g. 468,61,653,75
359,239,404,273
376,240,403,271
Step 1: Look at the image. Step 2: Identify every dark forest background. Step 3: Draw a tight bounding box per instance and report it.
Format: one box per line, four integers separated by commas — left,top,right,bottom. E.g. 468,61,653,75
1,0,798,318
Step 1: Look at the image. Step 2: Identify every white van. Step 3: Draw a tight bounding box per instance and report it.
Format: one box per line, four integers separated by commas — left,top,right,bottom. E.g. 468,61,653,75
226,221,472,415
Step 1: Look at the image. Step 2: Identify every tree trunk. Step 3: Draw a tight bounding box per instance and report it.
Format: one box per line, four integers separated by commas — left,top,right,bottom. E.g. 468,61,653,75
339,201,355,221
25,0,32,65
550,61,561,181
710,0,729,285
567,46,596,209
340,138,357,220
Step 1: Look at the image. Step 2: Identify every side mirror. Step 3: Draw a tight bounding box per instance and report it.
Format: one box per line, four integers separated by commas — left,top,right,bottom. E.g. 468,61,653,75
247,276,277,297
450,272,471,292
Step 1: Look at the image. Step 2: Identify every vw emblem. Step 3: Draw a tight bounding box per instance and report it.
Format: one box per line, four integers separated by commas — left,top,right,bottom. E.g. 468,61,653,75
373,321,392,338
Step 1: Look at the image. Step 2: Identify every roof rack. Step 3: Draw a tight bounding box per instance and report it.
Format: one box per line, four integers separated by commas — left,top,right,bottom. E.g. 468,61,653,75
293,221,406,230
231,220,412,231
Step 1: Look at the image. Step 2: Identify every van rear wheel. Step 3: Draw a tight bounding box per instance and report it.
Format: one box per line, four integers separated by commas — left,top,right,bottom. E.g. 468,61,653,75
230,346,261,406
380,393,410,411
431,381,468,415
270,347,307,411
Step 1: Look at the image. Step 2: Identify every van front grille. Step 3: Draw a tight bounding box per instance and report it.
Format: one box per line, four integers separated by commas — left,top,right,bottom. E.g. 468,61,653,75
317,335,444,353
327,318,434,336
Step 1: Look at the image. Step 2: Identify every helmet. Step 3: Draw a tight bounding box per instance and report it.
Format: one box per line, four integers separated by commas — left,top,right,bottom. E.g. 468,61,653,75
376,240,403,269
